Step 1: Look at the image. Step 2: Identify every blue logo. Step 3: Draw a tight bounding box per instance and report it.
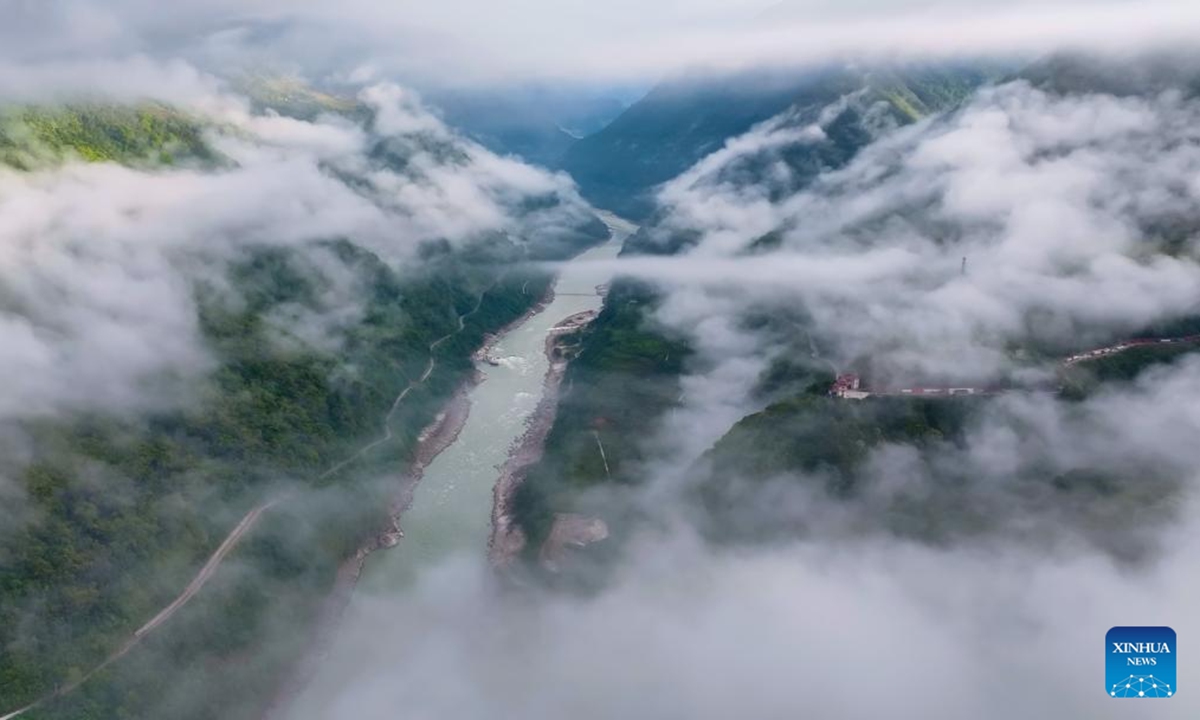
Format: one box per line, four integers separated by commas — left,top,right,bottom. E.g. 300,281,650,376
1107,626,1176,698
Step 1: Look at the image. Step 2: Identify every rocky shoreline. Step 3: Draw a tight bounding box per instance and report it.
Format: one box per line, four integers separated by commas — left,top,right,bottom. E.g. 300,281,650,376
263,283,560,718
473,284,557,366
261,377,475,718
488,309,599,570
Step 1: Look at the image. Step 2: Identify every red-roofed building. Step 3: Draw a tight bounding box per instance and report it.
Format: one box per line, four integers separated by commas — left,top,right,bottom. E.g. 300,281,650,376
830,374,871,399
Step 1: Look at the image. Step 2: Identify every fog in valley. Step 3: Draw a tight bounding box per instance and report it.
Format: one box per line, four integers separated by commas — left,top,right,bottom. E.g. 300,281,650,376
2,2,1199,719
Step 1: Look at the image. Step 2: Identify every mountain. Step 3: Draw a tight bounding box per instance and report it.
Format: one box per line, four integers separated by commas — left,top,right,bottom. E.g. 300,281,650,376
1019,51,1200,98
0,103,217,169
513,63,993,570
0,87,607,720
515,53,1200,581
422,85,635,167
560,63,993,219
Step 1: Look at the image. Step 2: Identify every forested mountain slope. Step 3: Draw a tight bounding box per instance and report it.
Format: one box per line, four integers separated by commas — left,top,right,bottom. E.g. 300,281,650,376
516,63,991,558
560,64,991,219
0,104,216,169
520,53,1200,578
0,86,606,719
422,85,631,168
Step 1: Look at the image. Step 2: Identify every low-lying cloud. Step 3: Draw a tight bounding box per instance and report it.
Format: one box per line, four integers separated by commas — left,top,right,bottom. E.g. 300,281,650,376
309,534,1197,718
290,56,1200,720
611,78,1200,383
294,334,1200,720
0,78,591,421
5,7,1200,719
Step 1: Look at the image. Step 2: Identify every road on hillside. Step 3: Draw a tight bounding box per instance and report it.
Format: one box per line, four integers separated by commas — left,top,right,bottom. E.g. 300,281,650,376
831,335,1200,399
0,288,497,720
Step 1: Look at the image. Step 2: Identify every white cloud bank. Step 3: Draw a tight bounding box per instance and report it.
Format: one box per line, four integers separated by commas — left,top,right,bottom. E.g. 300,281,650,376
604,79,1200,383
285,61,1200,720
0,80,591,421
294,338,1200,720
3,0,1200,86
303,532,1199,719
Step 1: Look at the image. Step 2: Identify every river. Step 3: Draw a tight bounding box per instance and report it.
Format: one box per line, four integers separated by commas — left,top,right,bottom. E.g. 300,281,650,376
285,213,634,718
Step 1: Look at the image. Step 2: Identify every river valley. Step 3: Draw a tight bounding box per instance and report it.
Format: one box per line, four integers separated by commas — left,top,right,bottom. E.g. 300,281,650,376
283,213,635,718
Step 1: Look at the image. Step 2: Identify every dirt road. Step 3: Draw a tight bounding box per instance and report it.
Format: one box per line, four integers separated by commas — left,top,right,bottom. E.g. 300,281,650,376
0,289,495,720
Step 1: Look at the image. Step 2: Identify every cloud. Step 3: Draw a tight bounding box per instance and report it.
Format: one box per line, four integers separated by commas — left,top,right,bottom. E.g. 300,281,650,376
3,1,1200,86
5,7,1200,719
283,67,1200,719
299,498,1200,720
290,339,1200,720
0,79,591,421
0,55,229,106
603,79,1200,383
284,73,1200,720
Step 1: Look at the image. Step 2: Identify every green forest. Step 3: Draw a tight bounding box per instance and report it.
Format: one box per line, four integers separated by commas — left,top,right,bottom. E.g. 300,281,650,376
695,393,979,542
513,65,995,541
690,383,1181,559
561,64,991,219
0,247,562,719
0,101,607,718
1061,341,1200,398
517,302,1200,562
0,105,216,169
514,279,690,552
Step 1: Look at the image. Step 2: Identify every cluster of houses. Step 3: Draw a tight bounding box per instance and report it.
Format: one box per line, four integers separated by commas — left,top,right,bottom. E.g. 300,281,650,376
830,373,992,400
1062,336,1200,366
829,335,1200,401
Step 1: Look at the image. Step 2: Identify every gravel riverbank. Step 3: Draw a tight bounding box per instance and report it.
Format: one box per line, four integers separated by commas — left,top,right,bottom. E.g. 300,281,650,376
488,309,599,570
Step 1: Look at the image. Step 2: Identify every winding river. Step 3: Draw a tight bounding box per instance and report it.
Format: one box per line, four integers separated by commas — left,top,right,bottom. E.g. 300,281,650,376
285,213,634,718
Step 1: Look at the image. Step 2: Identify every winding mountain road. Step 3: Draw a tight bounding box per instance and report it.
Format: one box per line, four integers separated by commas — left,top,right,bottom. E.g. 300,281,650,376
0,501,280,720
831,335,1200,399
0,289,496,720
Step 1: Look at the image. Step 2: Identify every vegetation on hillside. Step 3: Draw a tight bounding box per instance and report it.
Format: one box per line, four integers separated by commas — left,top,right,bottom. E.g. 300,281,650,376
703,394,973,491
1061,341,1200,399
691,388,1178,560
513,279,690,553
0,92,608,718
524,57,1198,577
0,105,216,169
0,236,564,718
561,64,991,219
236,76,362,121
693,393,975,545
519,65,993,554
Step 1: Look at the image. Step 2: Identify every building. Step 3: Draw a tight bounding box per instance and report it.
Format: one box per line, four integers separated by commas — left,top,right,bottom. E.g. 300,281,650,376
831,374,871,400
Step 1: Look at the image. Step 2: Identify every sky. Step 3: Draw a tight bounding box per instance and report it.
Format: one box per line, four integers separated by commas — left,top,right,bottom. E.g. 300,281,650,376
5,0,1200,88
